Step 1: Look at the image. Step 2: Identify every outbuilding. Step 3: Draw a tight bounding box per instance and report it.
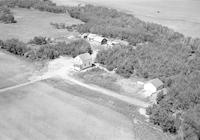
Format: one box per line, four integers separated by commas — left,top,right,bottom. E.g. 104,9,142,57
92,36,108,45
87,34,108,45
144,78,164,93
73,53,93,71
81,33,89,39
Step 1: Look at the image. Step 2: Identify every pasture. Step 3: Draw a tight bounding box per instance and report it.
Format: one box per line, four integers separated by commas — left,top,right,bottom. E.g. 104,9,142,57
0,8,81,42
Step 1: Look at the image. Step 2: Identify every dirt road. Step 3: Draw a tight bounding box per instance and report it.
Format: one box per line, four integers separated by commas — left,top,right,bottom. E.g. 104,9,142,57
65,76,149,107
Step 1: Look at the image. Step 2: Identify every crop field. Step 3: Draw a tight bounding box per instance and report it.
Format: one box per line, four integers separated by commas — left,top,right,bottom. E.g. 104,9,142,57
0,8,81,42
53,0,200,38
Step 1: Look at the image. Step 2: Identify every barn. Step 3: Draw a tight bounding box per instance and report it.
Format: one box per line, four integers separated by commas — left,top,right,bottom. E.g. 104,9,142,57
73,53,93,71
144,78,164,93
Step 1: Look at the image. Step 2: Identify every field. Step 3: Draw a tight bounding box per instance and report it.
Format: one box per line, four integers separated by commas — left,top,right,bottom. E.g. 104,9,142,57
53,0,200,38
0,8,81,42
0,52,137,140
0,51,35,88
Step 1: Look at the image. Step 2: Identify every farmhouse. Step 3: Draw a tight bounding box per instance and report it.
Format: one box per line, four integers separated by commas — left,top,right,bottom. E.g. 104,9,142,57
73,53,93,71
144,78,164,93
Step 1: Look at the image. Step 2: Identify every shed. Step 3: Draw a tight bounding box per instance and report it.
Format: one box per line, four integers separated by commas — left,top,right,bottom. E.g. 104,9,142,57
73,53,93,71
144,78,164,93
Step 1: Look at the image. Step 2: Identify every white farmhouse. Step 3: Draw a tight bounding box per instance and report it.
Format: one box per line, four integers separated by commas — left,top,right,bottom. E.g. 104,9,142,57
144,78,164,95
73,53,93,71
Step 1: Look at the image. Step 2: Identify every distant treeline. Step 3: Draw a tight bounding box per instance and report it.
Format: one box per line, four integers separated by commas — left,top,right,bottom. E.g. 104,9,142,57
67,5,200,140
0,0,66,13
0,37,92,60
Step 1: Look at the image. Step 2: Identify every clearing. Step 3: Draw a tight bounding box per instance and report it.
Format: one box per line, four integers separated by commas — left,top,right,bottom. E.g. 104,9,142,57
0,8,81,42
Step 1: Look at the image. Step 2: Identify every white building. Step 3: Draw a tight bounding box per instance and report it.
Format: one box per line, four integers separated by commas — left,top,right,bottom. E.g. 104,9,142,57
144,78,164,96
73,53,93,71
111,40,129,46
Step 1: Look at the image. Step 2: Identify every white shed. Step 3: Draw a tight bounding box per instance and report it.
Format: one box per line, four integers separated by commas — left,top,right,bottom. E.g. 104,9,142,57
144,78,164,93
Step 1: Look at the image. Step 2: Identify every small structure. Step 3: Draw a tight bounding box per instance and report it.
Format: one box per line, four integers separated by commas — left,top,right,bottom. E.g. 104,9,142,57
55,37,68,43
87,33,97,41
111,40,129,46
93,36,108,45
73,53,93,71
150,88,168,104
86,34,108,45
81,33,89,39
144,78,164,94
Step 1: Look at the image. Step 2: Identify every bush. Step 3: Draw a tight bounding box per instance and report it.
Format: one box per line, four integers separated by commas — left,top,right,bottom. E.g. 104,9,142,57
29,36,48,45
2,39,29,56
0,6,16,23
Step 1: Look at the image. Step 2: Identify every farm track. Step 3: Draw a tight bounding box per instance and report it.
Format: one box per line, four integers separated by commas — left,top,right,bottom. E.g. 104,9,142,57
0,73,149,108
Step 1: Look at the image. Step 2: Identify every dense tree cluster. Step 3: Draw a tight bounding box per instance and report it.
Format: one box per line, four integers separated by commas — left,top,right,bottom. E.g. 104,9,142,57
0,0,66,13
96,42,194,80
0,38,92,60
147,72,200,139
0,6,16,23
67,5,186,45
